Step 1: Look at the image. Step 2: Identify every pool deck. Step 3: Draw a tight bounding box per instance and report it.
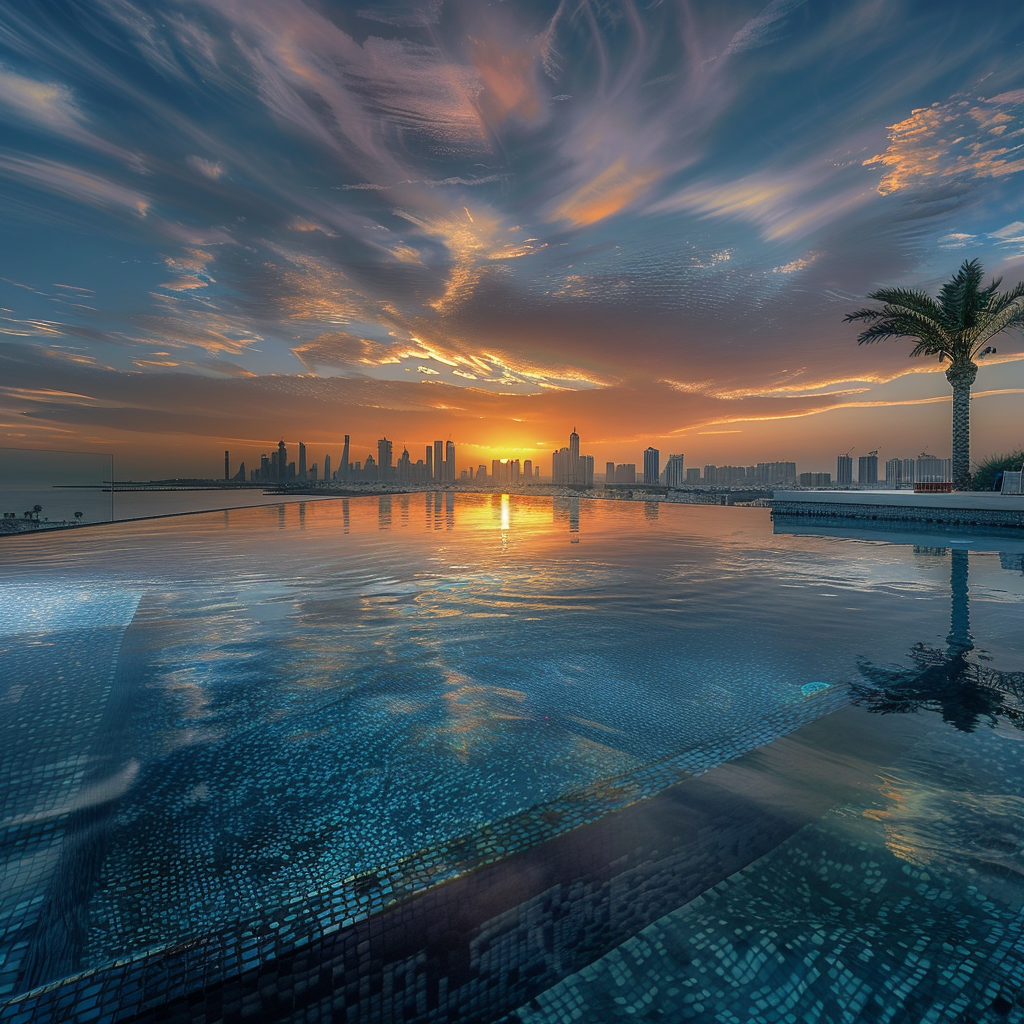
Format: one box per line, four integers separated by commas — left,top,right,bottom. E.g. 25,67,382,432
770,489,1024,528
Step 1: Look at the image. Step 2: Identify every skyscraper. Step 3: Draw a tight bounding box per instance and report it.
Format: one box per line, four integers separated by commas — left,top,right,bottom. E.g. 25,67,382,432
433,440,444,482
578,454,594,487
552,447,569,485
377,438,393,480
340,435,350,479
278,440,287,482
643,447,660,485
568,428,580,485
425,445,433,480
298,442,307,481
836,454,853,485
445,440,455,483
858,453,878,486
224,450,229,482
523,459,533,482
324,454,332,481
666,453,685,488
606,461,615,484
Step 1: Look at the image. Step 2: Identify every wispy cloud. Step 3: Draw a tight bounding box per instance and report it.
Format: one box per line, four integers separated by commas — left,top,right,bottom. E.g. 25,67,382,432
0,154,149,215
0,63,140,164
721,0,809,57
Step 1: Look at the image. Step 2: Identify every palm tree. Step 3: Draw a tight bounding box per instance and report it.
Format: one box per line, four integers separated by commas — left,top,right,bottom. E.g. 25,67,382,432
845,259,1024,489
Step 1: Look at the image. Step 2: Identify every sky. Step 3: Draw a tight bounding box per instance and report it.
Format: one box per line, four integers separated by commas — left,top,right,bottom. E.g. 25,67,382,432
2,0,1024,479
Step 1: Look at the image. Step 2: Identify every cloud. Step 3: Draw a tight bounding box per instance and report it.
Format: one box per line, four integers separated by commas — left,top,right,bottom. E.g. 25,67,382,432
292,331,424,372
0,65,84,134
394,205,543,312
159,248,216,292
355,0,444,29
721,0,809,57
652,163,871,241
186,155,225,179
938,232,976,249
0,154,149,216
130,301,263,355
471,37,546,125
159,276,208,291
550,157,659,227
0,63,139,163
772,252,820,274
865,90,1024,195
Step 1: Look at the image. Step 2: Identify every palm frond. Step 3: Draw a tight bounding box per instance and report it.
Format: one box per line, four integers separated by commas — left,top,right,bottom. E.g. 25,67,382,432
864,287,944,321
971,295,1024,356
843,307,892,325
983,280,1024,317
939,258,986,330
852,306,949,350
908,339,945,359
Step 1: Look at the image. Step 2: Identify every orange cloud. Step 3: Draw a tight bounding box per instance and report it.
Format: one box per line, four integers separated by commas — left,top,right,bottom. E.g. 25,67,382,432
472,38,544,123
292,331,426,371
865,90,1024,195
551,157,659,227
159,276,208,291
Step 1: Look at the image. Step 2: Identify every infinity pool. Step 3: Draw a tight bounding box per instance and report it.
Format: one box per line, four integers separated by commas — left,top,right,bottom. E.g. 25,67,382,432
2,495,1024,1022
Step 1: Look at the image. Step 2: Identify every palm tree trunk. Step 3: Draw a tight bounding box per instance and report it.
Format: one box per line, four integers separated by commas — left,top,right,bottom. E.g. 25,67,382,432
945,361,977,490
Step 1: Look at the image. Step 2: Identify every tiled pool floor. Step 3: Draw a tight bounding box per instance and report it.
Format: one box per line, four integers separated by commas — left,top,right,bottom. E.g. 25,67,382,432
516,720,1024,1024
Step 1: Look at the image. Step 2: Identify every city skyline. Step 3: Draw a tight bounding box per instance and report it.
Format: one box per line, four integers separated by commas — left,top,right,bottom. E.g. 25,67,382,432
2,1,1024,476
211,424,953,488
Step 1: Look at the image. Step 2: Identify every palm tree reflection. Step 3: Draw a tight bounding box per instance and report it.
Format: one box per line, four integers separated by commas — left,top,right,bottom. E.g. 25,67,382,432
852,549,1024,732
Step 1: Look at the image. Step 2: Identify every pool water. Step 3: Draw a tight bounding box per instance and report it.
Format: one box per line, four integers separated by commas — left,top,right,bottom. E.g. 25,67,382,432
2,495,1024,1021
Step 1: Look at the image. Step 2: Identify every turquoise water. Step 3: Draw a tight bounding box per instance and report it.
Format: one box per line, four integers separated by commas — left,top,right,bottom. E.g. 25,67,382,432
2,495,1024,1020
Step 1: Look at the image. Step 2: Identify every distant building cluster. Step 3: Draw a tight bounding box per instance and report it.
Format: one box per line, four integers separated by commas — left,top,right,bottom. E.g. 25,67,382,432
699,462,797,486
884,455,952,487
220,431,952,492
836,452,952,487
235,436,457,485
551,429,594,486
